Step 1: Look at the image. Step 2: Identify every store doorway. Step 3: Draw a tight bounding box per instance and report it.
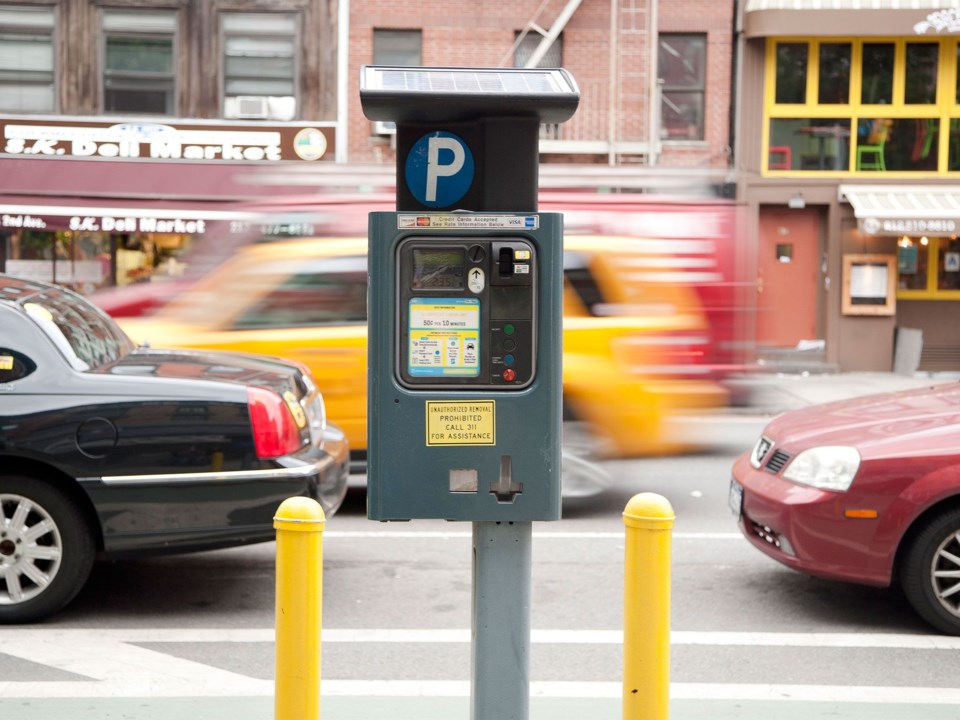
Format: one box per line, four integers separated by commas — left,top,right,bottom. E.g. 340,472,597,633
756,206,821,347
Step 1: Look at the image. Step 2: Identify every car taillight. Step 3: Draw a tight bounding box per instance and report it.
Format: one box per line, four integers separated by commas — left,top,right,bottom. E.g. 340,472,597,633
247,387,304,459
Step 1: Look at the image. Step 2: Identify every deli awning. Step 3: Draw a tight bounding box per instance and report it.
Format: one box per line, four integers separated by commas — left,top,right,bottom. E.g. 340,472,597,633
839,184,960,237
0,194,254,234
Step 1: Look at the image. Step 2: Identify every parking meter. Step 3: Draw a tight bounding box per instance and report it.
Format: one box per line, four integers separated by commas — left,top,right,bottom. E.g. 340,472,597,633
362,66,580,720
368,212,562,520
360,66,580,522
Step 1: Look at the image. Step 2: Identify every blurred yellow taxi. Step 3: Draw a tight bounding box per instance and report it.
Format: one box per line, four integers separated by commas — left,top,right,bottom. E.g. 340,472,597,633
118,235,728,465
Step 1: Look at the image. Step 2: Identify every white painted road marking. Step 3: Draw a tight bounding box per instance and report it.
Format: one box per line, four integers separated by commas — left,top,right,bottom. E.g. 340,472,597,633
2,628,959,701
325,531,743,540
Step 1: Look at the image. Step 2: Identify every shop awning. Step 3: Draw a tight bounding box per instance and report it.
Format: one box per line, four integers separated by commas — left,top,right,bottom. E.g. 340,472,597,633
743,0,958,38
839,184,960,237
0,194,256,234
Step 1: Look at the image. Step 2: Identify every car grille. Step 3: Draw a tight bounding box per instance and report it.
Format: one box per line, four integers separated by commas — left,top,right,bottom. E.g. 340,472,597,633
764,450,791,474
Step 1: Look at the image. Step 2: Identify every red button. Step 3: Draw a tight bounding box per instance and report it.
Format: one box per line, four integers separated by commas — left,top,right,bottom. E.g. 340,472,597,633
502,368,516,382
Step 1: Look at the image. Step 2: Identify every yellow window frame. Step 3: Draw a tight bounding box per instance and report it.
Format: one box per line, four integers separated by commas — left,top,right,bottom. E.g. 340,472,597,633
897,237,960,300
763,37,959,176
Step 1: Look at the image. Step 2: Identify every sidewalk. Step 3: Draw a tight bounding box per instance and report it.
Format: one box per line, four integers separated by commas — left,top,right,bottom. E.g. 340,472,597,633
671,371,960,452
730,370,960,416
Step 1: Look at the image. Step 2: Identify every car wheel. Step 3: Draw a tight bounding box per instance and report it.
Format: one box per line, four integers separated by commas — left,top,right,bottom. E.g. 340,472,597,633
0,475,95,624
901,507,960,635
561,421,612,499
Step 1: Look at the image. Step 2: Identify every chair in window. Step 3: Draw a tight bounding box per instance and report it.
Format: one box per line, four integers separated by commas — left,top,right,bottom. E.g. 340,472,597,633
857,119,891,171
768,146,792,170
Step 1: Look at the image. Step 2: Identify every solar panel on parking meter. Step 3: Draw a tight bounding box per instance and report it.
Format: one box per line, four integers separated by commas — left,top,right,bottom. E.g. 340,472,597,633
360,65,579,720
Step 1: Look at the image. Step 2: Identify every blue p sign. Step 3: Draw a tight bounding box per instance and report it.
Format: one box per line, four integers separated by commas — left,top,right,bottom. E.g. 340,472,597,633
405,131,475,208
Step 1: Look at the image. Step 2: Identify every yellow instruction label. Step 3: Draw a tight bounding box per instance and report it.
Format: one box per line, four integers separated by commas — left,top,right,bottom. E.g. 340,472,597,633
0,356,12,370
426,401,496,446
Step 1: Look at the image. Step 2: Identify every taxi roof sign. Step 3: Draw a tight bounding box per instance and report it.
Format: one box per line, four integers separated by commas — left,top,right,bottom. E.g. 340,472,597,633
360,66,580,125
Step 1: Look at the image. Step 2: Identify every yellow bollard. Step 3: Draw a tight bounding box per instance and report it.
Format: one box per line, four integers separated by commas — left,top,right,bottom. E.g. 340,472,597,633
274,496,326,720
623,492,675,720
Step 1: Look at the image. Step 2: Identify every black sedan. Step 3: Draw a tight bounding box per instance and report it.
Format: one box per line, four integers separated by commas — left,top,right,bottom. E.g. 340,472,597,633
0,275,348,623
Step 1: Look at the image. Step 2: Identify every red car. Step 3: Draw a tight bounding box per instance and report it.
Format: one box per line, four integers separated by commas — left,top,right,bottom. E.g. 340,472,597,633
730,381,960,634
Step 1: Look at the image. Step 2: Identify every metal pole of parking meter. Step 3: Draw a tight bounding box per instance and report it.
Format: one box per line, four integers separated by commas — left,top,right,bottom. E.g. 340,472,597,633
359,65,580,720
472,520,532,719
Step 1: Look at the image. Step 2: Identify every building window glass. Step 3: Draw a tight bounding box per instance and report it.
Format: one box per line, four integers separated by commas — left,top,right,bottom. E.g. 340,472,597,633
905,43,938,105
102,10,176,115
514,30,562,68
222,13,297,121
0,5,55,113
939,237,960,291
898,238,929,291
861,43,894,105
818,43,851,104
769,118,850,171
775,42,807,104
897,236,960,298
766,39,960,175
658,33,706,141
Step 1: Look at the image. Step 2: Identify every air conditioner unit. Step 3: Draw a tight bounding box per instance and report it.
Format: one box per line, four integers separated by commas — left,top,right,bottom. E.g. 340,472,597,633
373,120,396,136
234,96,269,119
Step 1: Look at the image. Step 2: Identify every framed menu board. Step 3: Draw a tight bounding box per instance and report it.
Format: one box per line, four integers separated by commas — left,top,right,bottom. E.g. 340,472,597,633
842,254,896,316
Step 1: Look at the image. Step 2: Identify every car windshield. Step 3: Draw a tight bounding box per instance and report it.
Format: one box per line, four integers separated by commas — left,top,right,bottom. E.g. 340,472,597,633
23,290,135,371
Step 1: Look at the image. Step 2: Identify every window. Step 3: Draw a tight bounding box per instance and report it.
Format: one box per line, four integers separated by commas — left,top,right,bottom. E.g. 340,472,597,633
231,257,368,329
222,13,297,121
0,5,55,112
514,30,562,68
0,349,36,384
102,9,176,115
659,33,706,141
373,29,421,66
765,39,952,174
370,29,421,135
898,236,960,298
23,290,134,371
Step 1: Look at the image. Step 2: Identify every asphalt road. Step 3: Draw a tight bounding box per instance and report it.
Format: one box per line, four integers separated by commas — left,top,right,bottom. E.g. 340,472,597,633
1,446,957,720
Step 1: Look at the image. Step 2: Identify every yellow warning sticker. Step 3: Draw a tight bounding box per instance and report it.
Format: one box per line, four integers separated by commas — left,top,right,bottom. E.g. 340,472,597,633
426,401,496,446
0,356,12,370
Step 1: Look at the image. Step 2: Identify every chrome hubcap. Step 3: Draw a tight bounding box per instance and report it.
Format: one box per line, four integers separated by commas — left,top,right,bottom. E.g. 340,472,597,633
931,530,960,618
0,494,63,605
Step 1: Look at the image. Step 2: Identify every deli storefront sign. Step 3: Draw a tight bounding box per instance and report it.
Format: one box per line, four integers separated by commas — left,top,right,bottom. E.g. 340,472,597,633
1,118,335,162
0,204,252,234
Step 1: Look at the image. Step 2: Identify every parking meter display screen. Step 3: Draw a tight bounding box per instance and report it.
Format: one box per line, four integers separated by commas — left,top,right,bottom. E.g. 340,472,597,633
408,297,480,377
412,248,465,290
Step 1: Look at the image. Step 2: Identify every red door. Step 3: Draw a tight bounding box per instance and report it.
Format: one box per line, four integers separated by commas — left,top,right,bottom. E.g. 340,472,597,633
756,207,820,347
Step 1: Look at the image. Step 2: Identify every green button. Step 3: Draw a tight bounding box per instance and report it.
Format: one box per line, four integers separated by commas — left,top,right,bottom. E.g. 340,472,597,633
504,324,516,335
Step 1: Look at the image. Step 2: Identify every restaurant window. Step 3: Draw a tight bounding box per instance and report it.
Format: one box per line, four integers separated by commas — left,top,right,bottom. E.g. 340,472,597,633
102,9,176,115
0,4,55,113
898,236,960,298
222,12,298,121
818,43,850,104
862,43,894,105
766,38,957,175
905,43,938,105
659,33,706,141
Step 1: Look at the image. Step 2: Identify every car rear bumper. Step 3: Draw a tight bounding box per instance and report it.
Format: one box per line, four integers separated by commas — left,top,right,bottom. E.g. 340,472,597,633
85,423,350,556
731,453,890,587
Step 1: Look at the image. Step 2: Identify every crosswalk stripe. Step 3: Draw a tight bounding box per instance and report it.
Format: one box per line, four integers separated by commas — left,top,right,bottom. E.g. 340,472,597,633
324,530,742,539
4,627,958,648
2,679,959,703
4,628,956,703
